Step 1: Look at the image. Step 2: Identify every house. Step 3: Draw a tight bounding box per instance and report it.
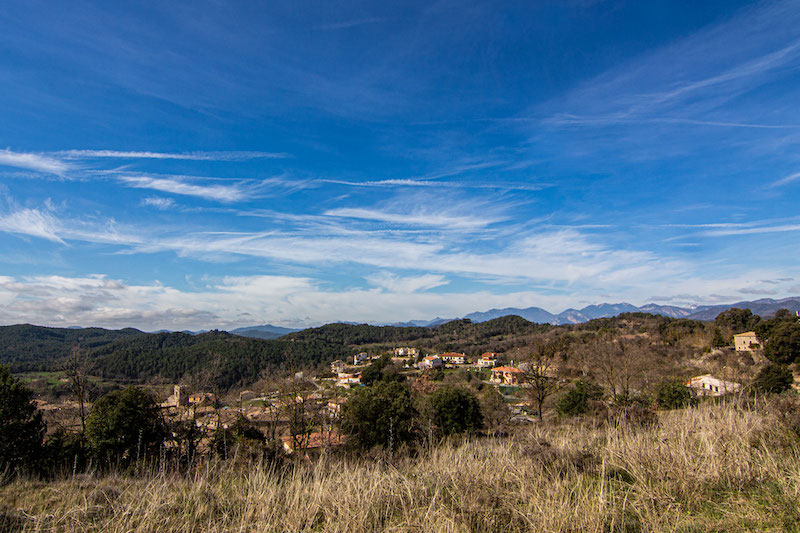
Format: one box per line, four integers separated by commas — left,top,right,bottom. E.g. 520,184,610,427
440,352,467,365
336,372,362,388
281,430,346,454
477,352,498,368
327,397,347,416
418,355,443,370
394,347,419,357
490,366,525,386
685,374,741,396
188,392,215,406
734,331,760,352
353,352,370,365
330,359,347,373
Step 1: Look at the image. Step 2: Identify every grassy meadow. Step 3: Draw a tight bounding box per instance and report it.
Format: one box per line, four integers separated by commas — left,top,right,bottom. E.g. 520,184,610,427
2,398,800,532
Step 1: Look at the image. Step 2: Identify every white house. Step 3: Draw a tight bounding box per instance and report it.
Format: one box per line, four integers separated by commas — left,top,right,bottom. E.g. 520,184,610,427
685,374,741,396
440,352,467,365
394,347,419,357
477,352,498,368
336,372,362,388
418,355,443,370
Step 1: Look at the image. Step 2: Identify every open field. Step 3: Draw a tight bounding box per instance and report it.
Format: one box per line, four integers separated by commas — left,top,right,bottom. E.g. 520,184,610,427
2,399,799,532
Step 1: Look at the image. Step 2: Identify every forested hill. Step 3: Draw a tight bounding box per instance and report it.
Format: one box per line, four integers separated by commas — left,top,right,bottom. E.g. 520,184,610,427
0,324,143,370
0,325,351,391
87,331,350,390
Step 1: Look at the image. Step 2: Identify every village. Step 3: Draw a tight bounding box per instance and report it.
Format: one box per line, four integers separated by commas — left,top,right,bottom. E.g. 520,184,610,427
138,328,772,458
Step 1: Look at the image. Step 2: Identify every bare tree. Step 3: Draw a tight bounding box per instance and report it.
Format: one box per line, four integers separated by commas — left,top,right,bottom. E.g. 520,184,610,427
590,337,650,405
278,373,323,455
524,338,567,420
64,345,89,433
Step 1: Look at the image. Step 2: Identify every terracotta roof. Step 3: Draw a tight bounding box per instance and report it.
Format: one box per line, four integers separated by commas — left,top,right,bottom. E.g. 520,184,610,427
480,352,497,358
440,352,465,357
492,366,524,373
424,355,441,360
734,331,757,337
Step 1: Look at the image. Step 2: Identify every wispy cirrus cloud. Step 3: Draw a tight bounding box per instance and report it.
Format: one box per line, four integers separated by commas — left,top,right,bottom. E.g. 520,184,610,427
314,17,385,31
119,175,249,202
771,171,800,188
0,207,65,244
141,197,176,209
56,149,289,161
320,178,545,191
366,272,449,293
0,148,70,175
324,207,503,230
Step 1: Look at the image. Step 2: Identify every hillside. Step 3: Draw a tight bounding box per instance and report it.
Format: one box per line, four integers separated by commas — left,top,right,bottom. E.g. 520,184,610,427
0,324,144,371
0,312,739,392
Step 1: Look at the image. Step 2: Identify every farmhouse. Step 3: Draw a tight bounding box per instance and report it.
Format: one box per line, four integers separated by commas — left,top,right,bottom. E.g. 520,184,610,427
353,352,370,365
394,347,419,357
490,366,525,386
477,352,498,368
733,331,760,352
685,374,742,396
330,359,347,373
440,352,467,365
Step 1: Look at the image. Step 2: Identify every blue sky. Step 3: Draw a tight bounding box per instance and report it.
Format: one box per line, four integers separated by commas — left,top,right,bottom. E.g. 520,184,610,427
1,0,799,330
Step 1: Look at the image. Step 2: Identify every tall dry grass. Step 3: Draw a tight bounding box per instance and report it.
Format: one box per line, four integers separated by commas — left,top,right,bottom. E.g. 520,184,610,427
2,399,800,532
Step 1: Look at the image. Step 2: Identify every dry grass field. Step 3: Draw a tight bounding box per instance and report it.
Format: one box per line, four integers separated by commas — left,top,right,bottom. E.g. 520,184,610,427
2,399,799,532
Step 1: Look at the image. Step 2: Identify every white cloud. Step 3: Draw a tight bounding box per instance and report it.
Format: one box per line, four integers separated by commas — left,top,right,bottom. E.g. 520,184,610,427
57,150,288,161
366,272,449,293
771,171,800,188
320,178,544,191
141,197,176,209
119,175,248,202
0,149,70,175
0,208,65,243
324,207,502,229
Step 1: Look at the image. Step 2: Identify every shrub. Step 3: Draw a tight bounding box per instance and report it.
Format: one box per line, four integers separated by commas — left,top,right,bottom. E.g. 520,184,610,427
753,363,794,394
655,381,696,410
557,381,603,417
342,380,417,450
213,414,280,463
430,386,483,436
0,365,46,471
86,387,167,467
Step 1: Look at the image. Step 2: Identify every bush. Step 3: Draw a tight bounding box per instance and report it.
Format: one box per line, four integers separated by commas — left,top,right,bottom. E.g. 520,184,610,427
762,322,800,365
342,380,417,450
213,414,280,463
656,381,696,410
430,386,483,436
86,387,167,467
557,381,604,417
753,364,794,394
0,365,46,471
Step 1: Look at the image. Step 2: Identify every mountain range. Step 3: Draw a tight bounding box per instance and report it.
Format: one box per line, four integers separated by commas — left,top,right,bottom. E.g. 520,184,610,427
229,297,800,338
